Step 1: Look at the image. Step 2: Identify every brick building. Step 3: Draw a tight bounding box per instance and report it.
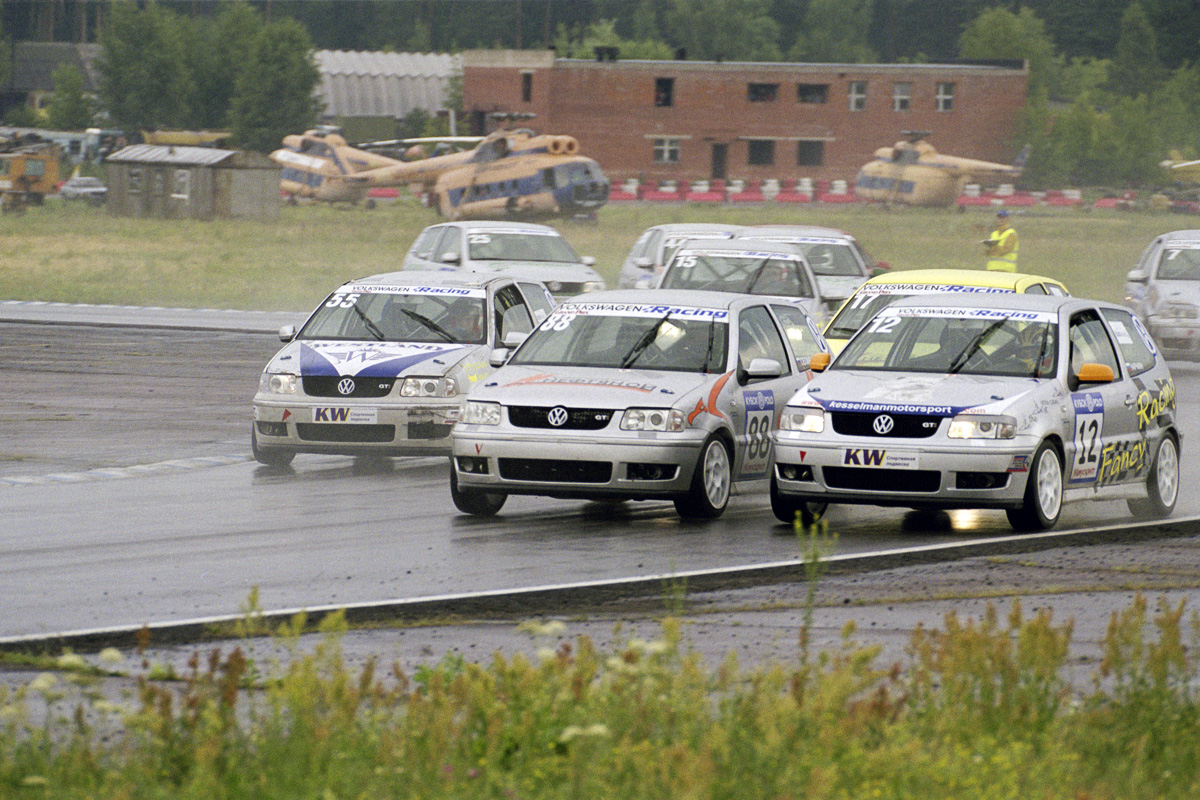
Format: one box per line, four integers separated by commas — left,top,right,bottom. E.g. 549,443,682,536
460,50,1029,187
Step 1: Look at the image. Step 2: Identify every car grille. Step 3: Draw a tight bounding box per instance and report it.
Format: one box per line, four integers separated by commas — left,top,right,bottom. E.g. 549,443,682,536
296,424,395,443
302,376,395,398
499,458,612,483
830,412,942,438
823,466,940,492
508,406,614,430
408,421,452,440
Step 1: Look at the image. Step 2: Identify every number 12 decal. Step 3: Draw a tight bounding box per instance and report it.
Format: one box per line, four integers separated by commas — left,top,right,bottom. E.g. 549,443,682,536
1070,394,1104,483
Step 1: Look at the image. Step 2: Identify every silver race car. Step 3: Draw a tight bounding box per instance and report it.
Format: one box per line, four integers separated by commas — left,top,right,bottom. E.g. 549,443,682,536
451,289,829,519
1124,229,1200,361
772,294,1180,531
251,271,556,467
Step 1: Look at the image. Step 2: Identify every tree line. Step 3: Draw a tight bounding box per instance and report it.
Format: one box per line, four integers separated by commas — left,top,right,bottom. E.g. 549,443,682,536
3,0,1197,188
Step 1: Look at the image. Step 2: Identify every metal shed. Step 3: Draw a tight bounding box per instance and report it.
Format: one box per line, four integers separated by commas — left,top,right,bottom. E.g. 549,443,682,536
104,145,280,221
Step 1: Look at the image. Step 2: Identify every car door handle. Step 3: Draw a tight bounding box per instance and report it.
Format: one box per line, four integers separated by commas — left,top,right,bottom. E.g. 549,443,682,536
1124,395,1136,407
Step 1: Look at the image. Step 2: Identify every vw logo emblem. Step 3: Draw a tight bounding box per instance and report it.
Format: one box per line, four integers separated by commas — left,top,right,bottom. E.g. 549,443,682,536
547,406,569,427
873,414,895,435
337,378,356,396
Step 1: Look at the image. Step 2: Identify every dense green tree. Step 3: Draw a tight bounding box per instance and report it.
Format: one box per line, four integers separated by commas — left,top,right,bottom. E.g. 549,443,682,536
228,18,322,153
96,0,193,131
45,63,97,130
551,18,674,60
664,0,781,61
789,0,875,63
1107,1,1164,98
958,6,1059,96
1028,0,1127,60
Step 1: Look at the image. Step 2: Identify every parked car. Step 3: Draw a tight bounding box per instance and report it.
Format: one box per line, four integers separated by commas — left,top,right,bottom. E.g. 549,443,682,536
772,293,1179,531
1124,229,1200,360
59,176,107,206
251,271,556,467
451,289,829,520
654,238,829,324
617,223,747,289
400,220,605,299
822,268,1070,354
736,225,887,303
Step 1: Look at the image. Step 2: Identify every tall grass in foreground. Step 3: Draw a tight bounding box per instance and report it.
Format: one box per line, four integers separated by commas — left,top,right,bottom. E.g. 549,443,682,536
1,592,1197,799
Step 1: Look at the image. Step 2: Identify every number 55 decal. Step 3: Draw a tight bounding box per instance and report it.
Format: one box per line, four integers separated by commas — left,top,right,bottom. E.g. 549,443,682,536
1070,392,1104,483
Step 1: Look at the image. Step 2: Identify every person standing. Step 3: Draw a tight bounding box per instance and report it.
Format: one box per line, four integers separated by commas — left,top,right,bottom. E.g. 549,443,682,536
984,210,1018,271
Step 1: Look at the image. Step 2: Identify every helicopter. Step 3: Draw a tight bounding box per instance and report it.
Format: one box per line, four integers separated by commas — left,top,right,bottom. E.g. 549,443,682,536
854,131,1029,207
270,117,610,219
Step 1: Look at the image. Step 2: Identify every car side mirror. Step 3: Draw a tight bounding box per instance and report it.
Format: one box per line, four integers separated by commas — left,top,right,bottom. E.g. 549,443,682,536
503,331,528,348
278,324,296,343
809,352,831,372
634,256,653,270
743,357,783,383
1073,362,1114,388
581,256,596,266
1126,268,1148,283
489,348,511,367
441,252,461,265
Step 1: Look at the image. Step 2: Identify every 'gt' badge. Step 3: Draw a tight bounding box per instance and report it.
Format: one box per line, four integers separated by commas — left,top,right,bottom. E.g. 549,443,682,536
337,378,356,396
872,414,894,435
547,406,568,427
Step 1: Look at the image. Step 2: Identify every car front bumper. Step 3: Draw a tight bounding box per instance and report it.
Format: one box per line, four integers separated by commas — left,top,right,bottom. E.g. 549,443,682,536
1147,318,1200,361
252,397,461,457
772,432,1035,510
452,425,709,500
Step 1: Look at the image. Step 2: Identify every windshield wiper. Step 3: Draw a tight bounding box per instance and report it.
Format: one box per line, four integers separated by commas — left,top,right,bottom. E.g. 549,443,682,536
701,318,717,373
948,318,1007,374
398,308,457,342
350,303,386,341
743,258,773,293
620,311,671,369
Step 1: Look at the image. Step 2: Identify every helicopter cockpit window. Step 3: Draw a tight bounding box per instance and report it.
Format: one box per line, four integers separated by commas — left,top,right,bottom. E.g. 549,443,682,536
894,147,920,165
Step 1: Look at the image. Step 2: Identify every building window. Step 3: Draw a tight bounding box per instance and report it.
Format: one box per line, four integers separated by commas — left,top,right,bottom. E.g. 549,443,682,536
797,84,828,104
848,81,866,111
654,77,674,107
653,138,680,163
521,72,533,102
128,168,142,194
936,82,954,111
747,140,775,166
797,140,824,167
748,83,779,102
172,170,190,200
892,82,911,112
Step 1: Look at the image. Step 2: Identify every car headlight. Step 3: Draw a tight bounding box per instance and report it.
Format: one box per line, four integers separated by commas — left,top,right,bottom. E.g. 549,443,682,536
400,377,458,397
582,280,606,293
620,408,685,431
778,407,825,433
948,415,1016,439
463,401,502,426
259,372,298,395
1164,302,1199,320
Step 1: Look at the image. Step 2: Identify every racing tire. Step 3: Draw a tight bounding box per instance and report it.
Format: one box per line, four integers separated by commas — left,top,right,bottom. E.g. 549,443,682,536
769,477,828,527
251,427,295,468
1127,433,1179,520
674,435,732,520
1006,441,1063,531
450,466,507,517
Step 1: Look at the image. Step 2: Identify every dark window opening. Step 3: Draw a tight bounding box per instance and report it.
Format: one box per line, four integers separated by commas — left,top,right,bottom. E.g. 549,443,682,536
748,83,779,102
655,78,674,107
797,140,824,166
521,73,533,102
797,84,828,103
747,140,775,166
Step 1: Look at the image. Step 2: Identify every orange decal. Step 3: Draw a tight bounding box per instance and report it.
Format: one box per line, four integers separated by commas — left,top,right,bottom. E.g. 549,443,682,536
687,399,706,425
705,372,734,420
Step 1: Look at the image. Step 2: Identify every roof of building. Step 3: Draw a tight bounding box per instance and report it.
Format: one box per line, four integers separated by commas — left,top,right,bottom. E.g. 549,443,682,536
105,145,276,169
11,42,103,93
314,50,459,118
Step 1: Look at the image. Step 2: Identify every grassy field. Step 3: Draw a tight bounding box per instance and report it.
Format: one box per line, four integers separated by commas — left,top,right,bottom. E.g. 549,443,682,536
0,196,1190,312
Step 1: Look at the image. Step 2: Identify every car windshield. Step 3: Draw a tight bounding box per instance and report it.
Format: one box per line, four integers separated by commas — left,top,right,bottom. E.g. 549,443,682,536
661,233,735,265
511,304,730,373
1156,246,1200,280
297,287,487,345
466,230,580,263
751,238,862,277
836,307,1059,378
826,285,1020,340
659,250,814,297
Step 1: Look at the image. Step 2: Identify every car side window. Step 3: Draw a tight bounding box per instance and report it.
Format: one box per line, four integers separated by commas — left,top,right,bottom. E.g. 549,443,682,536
1068,310,1121,378
432,227,460,263
495,285,535,341
1023,283,1047,295
517,281,556,323
770,303,825,365
738,306,790,373
1100,307,1156,376
1045,283,1068,296
408,227,443,261
628,229,654,261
